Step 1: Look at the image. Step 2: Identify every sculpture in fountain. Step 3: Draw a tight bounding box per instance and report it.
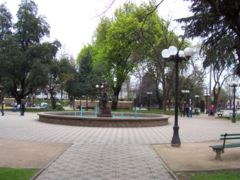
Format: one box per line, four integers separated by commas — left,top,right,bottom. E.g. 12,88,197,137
97,92,112,117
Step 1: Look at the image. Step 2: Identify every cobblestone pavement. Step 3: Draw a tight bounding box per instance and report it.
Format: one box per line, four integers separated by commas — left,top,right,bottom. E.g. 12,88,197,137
0,112,239,179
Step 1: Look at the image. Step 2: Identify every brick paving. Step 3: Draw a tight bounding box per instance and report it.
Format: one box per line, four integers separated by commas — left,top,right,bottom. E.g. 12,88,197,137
0,112,239,179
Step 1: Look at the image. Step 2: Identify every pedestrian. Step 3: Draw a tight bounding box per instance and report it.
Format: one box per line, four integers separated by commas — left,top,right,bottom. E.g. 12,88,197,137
185,103,189,117
181,102,186,117
1,98,4,116
189,104,192,117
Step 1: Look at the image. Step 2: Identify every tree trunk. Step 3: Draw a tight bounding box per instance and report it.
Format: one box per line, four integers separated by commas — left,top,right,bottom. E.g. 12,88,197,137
16,98,21,105
111,88,121,110
162,82,166,111
49,89,56,110
161,64,166,111
213,87,221,109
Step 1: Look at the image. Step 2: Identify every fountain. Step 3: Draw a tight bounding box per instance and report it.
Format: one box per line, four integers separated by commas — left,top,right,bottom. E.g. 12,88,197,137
38,93,169,127
97,92,112,117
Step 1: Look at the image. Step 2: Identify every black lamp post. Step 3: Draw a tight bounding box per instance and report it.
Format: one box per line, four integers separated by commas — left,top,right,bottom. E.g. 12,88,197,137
230,81,239,123
181,89,190,103
0,85,4,116
194,94,200,108
162,45,193,147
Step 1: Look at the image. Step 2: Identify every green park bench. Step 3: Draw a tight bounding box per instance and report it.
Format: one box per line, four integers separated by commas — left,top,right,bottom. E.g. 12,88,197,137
216,110,224,117
210,133,240,160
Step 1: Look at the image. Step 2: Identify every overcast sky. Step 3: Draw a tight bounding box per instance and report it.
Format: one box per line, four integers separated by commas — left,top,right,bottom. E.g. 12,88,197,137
0,0,193,59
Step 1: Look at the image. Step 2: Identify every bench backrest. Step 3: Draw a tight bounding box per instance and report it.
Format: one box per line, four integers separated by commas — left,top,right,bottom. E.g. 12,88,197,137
220,133,240,137
220,133,240,148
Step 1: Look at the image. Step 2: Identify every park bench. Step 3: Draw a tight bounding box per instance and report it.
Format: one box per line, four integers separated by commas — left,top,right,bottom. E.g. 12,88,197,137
210,133,240,160
216,110,224,117
229,112,240,117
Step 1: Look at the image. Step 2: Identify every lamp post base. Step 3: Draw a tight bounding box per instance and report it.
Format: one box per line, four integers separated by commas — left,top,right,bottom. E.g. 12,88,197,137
171,125,181,147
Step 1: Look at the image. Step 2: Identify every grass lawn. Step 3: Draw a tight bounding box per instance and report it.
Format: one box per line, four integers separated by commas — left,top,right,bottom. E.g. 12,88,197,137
0,168,38,180
218,115,240,121
176,170,240,180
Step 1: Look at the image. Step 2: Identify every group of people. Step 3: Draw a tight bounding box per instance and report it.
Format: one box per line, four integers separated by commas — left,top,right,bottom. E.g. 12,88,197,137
180,102,193,117
1,98,26,116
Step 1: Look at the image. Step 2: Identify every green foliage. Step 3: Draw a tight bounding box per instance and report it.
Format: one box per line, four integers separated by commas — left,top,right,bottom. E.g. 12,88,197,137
176,170,240,180
93,2,162,109
58,57,78,99
55,103,64,111
0,4,12,40
0,0,60,104
178,0,240,72
77,45,98,98
179,65,205,101
0,167,37,180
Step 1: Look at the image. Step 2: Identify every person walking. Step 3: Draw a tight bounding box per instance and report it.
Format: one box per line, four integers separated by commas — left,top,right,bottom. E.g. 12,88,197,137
1,98,4,116
185,103,190,117
189,104,192,117
181,102,186,117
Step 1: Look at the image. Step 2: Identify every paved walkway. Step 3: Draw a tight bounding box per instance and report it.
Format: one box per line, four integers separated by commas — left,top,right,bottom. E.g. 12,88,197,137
0,112,239,179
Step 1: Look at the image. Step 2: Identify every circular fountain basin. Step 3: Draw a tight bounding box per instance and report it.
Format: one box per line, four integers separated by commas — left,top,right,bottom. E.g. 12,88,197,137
38,111,169,127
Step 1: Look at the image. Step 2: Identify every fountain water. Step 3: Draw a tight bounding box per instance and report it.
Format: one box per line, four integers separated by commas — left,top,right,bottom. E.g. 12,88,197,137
80,106,84,116
38,92,169,127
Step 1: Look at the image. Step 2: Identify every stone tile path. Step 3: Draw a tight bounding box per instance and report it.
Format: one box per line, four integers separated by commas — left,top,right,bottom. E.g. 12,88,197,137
0,112,239,179
37,145,172,180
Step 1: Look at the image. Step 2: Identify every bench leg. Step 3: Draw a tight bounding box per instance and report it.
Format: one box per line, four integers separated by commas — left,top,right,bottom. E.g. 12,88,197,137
215,149,222,160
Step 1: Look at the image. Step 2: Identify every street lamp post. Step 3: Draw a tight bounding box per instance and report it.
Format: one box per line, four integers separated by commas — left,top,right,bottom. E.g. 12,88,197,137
0,85,4,116
162,45,193,147
194,94,200,108
230,81,239,123
181,89,190,103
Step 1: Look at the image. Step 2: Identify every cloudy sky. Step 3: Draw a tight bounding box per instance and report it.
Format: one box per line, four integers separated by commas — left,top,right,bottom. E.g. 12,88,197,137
0,0,192,59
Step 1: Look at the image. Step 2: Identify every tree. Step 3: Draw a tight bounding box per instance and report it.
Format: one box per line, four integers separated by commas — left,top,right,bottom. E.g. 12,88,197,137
58,56,76,100
178,0,240,74
0,0,60,104
44,56,77,109
92,1,188,110
46,60,60,109
77,45,99,109
142,17,181,110
211,64,233,108
144,23,190,110
94,3,158,110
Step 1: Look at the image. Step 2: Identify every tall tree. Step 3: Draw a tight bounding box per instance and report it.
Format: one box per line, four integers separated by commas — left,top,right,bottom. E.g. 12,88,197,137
46,60,60,109
211,64,233,108
58,56,76,99
94,3,153,110
0,0,60,104
77,45,98,100
178,0,240,73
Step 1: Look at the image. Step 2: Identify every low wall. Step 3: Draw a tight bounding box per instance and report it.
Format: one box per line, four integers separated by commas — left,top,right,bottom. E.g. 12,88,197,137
38,111,169,127
3,98,15,106
74,100,133,109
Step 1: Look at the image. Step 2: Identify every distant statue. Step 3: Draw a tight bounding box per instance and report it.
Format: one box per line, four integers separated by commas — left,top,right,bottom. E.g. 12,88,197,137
98,92,112,117
99,92,108,109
